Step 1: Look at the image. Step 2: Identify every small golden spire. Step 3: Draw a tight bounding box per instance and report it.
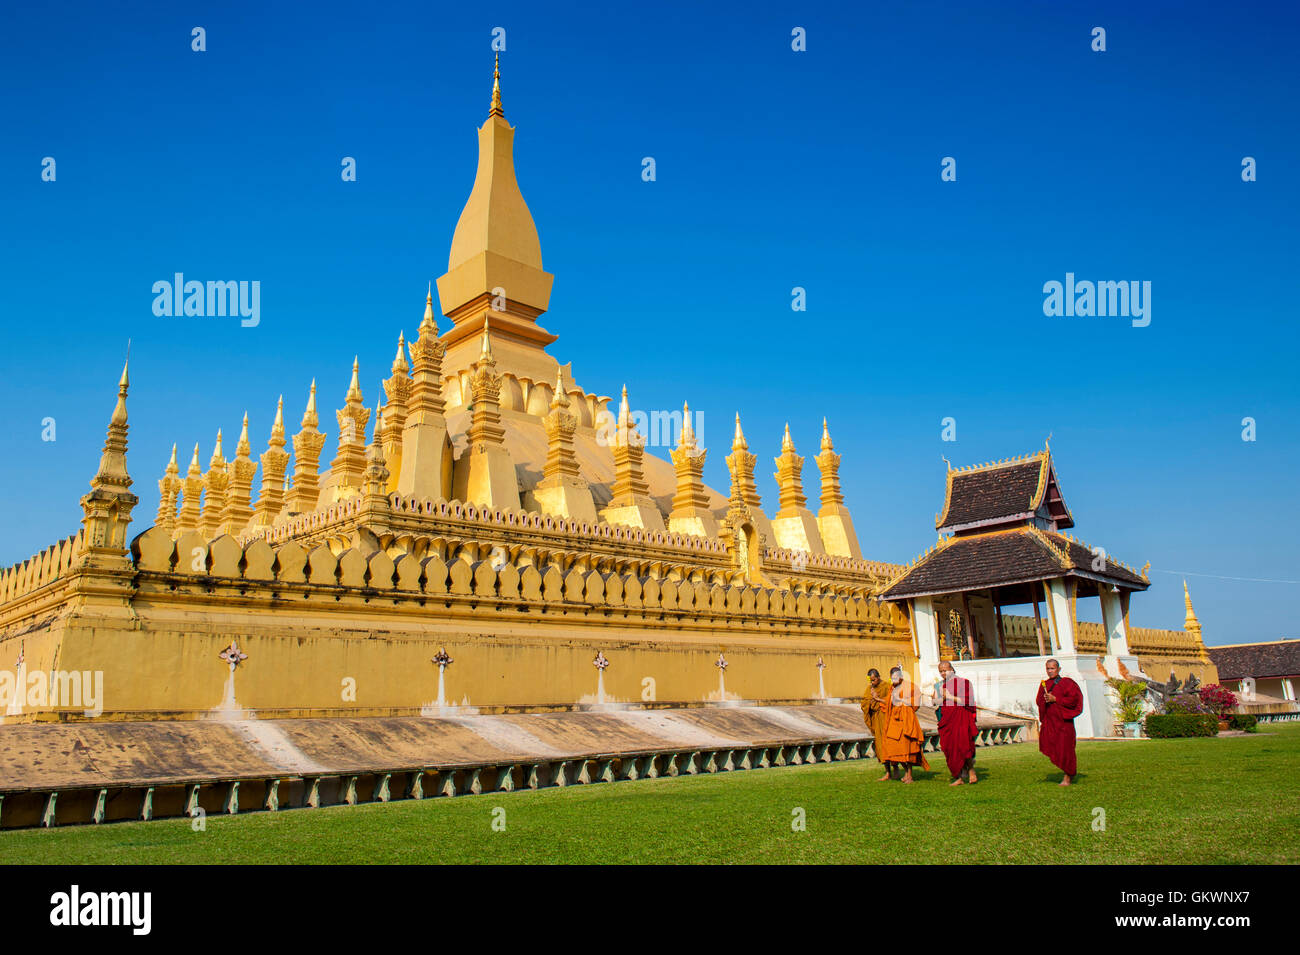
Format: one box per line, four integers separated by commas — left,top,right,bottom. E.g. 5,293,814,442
371,389,386,449
271,395,286,442
490,51,504,118
302,379,318,428
732,413,747,451
821,417,833,452
1183,579,1201,630
187,443,202,476
781,423,794,453
550,366,569,409
479,316,494,361
392,332,409,375
346,357,362,403
681,400,696,447
236,413,251,457
108,358,130,429
165,443,179,475
618,385,631,431
210,429,225,467
420,284,437,332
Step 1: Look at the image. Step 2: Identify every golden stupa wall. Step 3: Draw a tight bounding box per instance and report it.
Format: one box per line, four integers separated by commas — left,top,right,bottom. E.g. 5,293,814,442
998,614,1217,684
0,505,914,722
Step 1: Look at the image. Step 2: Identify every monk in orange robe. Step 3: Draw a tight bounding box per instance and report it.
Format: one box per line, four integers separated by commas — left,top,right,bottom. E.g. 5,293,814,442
860,668,892,780
1035,658,1084,786
877,666,929,782
936,661,978,785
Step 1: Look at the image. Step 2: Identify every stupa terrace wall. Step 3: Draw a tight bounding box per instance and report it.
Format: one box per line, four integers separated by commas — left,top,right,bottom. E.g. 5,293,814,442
999,614,1216,683
0,519,914,722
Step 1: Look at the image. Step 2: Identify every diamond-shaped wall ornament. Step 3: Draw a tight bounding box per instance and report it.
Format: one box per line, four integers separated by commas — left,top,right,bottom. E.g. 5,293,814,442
219,641,248,670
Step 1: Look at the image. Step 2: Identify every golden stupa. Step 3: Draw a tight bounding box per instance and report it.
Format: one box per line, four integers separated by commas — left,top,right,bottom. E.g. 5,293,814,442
0,59,1213,721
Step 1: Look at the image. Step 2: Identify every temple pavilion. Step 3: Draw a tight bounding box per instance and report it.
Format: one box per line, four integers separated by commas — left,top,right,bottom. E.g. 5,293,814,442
882,447,1173,734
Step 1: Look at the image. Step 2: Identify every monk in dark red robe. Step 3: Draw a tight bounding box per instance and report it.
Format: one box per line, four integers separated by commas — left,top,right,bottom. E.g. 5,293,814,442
1035,658,1084,785
936,661,978,785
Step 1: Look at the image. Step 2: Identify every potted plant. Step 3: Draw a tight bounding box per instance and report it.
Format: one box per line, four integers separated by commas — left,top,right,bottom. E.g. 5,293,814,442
1106,677,1148,737
1197,684,1238,731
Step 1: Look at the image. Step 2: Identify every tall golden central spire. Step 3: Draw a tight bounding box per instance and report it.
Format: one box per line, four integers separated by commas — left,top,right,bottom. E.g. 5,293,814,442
435,52,558,387
443,54,548,281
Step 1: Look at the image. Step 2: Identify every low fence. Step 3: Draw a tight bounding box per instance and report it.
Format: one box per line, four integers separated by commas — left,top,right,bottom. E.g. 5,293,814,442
0,724,1026,830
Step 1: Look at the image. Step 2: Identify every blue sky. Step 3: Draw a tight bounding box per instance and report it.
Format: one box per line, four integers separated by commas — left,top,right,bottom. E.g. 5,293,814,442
2,1,1296,644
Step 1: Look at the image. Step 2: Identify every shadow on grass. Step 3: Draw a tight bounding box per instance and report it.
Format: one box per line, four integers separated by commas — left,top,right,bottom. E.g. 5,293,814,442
1037,772,1088,785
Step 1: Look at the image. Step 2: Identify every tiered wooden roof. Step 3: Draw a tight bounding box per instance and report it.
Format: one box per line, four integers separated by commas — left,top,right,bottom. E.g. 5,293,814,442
935,448,1073,534
885,447,1147,602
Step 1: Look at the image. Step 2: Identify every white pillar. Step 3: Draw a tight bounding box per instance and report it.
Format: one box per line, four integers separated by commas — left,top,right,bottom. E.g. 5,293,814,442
1283,678,1295,702
913,597,942,684
1046,579,1076,654
1099,588,1131,656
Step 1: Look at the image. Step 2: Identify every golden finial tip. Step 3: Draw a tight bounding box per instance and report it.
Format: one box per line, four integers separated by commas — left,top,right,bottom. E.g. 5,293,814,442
490,51,504,117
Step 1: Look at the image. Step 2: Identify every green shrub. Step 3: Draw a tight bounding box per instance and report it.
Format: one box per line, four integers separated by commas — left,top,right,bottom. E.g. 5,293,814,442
1144,713,1219,738
1106,677,1147,723
1228,714,1258,733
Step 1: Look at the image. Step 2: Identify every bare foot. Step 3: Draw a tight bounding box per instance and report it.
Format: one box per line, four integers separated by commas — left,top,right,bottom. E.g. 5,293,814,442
967,769,977,785
1059,777,1071,787
902,774,914,784
949,778,965,786
877,772,892,782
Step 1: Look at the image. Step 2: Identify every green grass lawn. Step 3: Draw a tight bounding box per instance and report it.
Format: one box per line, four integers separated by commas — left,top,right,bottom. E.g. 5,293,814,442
3,724,1298,864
